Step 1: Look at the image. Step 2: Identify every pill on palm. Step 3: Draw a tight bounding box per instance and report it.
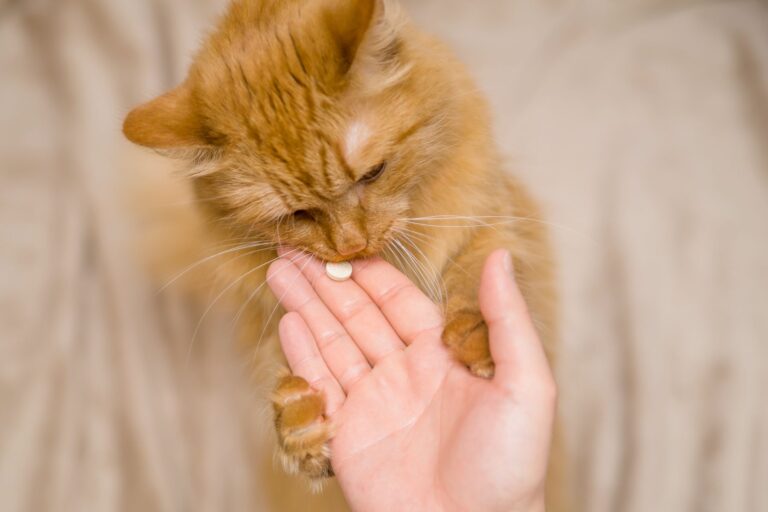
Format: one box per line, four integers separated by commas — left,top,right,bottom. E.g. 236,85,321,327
325,261,353,282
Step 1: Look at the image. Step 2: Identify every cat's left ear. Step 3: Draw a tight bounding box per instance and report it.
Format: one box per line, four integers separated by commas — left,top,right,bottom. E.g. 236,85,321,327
321,0,378,73
320,0,409,91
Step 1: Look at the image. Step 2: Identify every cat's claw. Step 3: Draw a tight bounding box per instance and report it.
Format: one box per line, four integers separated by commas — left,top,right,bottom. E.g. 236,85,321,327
272,373,334,490
469,358,496,379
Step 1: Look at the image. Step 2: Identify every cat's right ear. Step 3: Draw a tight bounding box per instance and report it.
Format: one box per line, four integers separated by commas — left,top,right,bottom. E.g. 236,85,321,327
123,84,212,149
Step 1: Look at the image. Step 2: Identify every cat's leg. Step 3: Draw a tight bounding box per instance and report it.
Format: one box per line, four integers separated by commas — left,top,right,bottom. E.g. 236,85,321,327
440,223,555,379
271,371,334,486
242,288,334,487
440,232,500,378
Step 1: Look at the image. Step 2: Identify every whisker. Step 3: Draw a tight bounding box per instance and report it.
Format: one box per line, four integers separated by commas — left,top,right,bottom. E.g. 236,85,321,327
402,214,585,238
158,241,278,293
393,239,430,299
403,219,504,230
397,231,447,304
184,249,298,364
382,244,406,274
385,241,412,283
250,254,314,354
394,225,439,244
229,248,302,332
398,226,473,281
397,238,433,300
160,192,243,208
275,217,285,248
392,238,440,305
394,236,445,306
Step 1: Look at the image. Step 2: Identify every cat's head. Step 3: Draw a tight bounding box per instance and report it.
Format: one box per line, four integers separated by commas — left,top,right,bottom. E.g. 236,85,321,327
124,0,465,262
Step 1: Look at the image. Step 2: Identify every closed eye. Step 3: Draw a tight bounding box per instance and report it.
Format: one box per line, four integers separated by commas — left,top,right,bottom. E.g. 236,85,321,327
359,161,387,184
292,209,315,221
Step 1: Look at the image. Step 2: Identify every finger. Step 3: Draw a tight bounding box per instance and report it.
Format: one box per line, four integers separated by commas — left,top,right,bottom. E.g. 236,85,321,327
278,312,345,414
349,257,444,345
478,250,555,393
280,251,406,363
268,258,370,392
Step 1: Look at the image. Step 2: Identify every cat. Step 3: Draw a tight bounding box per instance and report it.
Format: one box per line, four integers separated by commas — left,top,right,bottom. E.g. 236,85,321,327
123,0,567,509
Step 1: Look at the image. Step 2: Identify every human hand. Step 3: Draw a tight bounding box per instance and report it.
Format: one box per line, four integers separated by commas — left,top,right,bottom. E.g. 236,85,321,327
267,249,556,512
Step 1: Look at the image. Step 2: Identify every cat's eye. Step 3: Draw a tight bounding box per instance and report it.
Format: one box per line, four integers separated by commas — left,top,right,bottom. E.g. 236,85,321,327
292,209,314,221
359,161,387,184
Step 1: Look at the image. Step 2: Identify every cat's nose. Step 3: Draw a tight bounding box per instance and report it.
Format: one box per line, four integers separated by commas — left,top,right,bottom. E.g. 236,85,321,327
336,240,367,257
330,213,368,257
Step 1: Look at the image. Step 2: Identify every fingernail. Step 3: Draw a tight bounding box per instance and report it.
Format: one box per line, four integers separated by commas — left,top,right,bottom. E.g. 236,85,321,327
503,250,514,275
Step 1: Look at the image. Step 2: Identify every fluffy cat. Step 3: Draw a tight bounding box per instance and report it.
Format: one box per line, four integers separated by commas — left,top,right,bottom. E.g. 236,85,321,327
123,0,567,509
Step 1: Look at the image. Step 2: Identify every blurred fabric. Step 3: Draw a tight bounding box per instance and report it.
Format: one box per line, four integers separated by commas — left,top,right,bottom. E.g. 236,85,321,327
1,0,766,511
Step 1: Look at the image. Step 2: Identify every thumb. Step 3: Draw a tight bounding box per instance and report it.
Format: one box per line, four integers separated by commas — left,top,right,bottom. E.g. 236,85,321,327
478,250,554,392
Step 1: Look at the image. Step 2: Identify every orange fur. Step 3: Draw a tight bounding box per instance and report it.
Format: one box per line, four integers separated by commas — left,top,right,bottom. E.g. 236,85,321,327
123,0,568,509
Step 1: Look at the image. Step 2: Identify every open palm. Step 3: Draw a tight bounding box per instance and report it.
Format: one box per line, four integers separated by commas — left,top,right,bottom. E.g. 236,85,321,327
268,250,555,512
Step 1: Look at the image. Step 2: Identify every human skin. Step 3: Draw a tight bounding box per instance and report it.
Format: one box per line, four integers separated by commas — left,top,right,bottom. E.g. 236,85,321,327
267,249,556,512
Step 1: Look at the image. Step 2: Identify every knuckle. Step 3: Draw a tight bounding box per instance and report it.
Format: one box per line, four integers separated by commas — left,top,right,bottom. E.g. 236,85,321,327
292,353,323,375
316,329,346,349
339,363,369,389
295,295,322,313
338,296,375,322
307,375,335,393
278,313,295,331
377,282,413,306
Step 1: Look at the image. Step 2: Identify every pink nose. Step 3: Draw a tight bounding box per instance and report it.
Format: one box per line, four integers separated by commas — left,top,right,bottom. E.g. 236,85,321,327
337,241,367,257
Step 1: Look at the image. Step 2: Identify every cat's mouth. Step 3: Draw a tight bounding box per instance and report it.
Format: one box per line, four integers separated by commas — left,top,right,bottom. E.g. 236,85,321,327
293,222,398,263
305,243,384,263
297,236,392,263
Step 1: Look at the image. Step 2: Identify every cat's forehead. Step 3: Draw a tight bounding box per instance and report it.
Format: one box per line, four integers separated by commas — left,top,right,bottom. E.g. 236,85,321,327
199,52,348,149
247,116,379,208
343,119,373,164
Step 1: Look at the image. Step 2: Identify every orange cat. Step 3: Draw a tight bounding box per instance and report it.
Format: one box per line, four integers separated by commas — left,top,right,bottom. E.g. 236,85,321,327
124,0,566,509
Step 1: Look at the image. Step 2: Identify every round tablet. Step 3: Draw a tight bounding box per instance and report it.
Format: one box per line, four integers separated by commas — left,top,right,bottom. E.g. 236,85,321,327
325,261,353,282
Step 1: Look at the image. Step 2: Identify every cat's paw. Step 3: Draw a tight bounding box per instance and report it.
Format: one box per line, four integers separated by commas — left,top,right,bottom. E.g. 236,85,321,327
442,309,495,378
272,373,334,488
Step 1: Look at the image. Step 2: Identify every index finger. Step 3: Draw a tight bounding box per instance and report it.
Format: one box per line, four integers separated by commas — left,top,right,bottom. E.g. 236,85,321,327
351,257,444,345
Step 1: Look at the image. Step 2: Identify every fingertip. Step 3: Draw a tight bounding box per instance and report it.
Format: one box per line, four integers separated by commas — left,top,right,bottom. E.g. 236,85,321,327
282,250,327,282
278,311,302,338
478,249,517,324
266,258,293,287
489,249,514,280
266,259,282,279
502,249,514,274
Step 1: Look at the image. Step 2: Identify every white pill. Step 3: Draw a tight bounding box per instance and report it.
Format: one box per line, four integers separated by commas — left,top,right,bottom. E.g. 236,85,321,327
325,261,353,282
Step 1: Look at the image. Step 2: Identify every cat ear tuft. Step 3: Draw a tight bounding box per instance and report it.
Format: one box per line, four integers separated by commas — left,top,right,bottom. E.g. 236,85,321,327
321,0,378,73
319,0,411,92
123,85,214,149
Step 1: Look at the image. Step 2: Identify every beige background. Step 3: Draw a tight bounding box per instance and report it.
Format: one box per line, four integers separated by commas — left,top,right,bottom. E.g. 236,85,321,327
1,0,767,511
